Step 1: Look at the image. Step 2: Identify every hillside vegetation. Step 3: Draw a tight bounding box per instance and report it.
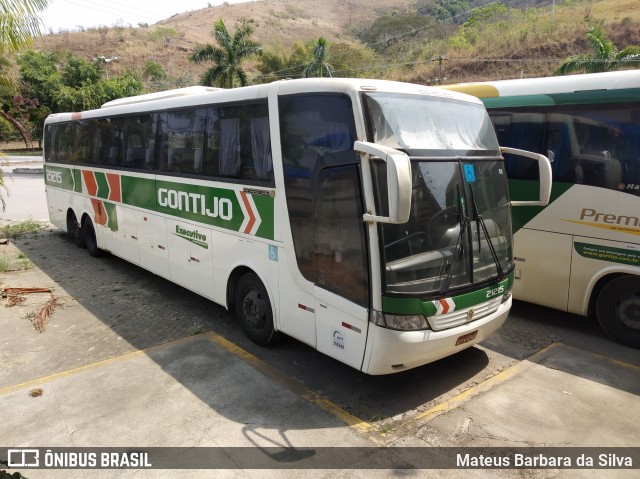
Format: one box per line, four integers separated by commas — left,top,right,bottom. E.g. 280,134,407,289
27,0,640,88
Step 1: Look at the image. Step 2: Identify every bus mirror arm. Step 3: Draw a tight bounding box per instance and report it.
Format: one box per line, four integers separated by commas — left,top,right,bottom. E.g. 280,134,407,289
501,147,553,207
354,141,412,224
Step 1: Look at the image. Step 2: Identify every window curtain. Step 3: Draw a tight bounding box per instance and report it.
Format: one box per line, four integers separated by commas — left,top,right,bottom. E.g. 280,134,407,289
220,118,240,176
250,117,272,180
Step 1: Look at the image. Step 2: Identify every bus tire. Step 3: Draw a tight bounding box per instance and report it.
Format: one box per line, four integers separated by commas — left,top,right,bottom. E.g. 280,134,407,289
67,211,85,248
596,276,640,349
234,273,280,346
82,218,104,258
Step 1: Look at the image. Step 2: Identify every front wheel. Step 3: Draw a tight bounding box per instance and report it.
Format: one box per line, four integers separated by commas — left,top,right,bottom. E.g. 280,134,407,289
234,273,280,345
596,276,640,348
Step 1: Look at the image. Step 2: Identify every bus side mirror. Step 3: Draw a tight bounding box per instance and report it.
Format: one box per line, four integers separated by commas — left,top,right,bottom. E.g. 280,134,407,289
502,147,553,207
354,140,412,224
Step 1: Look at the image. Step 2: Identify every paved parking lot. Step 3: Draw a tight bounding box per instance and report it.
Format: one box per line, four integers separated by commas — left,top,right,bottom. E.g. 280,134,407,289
1,217,639,477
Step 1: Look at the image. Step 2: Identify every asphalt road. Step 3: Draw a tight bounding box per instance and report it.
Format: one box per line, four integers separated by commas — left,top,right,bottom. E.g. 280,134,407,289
0,156,47,223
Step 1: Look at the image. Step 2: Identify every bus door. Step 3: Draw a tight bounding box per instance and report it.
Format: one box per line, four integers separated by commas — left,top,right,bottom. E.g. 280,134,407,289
312,165,370,370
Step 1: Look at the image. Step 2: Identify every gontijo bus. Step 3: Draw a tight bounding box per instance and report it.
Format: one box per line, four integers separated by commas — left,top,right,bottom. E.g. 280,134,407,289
43,78,551,374
443,70,640,348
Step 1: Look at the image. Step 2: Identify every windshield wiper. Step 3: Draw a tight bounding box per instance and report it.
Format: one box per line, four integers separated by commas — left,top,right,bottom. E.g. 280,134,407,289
468,185,505,281
440,184,469,298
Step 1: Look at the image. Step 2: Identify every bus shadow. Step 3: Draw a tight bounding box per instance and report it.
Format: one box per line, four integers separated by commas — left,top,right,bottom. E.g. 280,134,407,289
7,229,497,431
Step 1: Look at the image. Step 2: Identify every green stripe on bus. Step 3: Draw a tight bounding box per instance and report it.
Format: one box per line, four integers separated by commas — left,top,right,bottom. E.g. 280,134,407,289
482,88,640,109
44,165,76,191
121,176,156,210
119,175,274,240
483,94,555,108
155,179,244,232
103,202,118,231
575,242,640,267
253,194,275,240
73,169,82,192
382,272,514,316
95,171,110,199
509,180,573,232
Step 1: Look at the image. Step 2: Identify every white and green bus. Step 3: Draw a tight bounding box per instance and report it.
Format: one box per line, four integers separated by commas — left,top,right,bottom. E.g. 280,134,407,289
443,70,640,348
43,78,550,374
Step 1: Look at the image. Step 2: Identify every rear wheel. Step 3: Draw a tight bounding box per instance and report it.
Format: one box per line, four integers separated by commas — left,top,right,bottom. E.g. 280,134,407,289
67,211,85,248
596,276,640,348
234,273,280,345
82,218,104,258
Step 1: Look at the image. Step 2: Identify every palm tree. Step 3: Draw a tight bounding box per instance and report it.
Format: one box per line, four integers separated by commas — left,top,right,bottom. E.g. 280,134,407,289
0,0,50,211
189,18,260,88
303,37,334,78
556,24,640,75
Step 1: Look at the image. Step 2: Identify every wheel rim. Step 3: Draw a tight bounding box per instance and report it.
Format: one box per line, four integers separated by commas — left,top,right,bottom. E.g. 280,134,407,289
241,290,267,332
617,293,640,331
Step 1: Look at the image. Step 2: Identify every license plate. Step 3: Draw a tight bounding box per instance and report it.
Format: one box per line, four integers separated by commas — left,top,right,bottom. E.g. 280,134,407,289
455,330,478,346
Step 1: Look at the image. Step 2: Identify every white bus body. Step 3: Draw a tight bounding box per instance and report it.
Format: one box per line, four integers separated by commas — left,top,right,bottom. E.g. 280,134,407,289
44,78,549,373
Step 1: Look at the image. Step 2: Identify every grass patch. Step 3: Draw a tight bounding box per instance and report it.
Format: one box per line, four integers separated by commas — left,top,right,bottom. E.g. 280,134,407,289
0,220,43,239
0,257,9,273
0,149,43,156
190,324,205,335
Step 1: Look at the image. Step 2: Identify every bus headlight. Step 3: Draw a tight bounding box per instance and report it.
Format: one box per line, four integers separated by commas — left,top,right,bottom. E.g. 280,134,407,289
371,311,430,331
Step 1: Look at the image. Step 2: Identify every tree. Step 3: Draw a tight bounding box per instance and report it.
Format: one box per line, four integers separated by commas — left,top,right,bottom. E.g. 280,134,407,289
0,0,51,211
17,50,143,112
189,18,260,88
303,37,333,78
149,26,178,44
415,0,472,24
0,0,50,54
143,60,167,82
556,24,640,75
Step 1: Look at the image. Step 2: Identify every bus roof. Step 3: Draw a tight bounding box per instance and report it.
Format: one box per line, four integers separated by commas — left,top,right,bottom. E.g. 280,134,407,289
440,69,640,98
44,78,484,124
100,86,224,108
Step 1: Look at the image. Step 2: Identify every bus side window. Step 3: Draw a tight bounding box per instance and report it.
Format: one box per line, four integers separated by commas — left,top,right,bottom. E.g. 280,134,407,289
491,112,542,180
314,165,368,306
545,120,573,181
215,102,272,183
159,109,207,174
280,93,360,290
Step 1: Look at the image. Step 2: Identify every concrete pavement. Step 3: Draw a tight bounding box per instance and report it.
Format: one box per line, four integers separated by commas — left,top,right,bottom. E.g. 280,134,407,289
0,211,638,477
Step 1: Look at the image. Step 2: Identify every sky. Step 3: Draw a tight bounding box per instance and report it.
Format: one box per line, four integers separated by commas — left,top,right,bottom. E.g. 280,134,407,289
40,0,251,33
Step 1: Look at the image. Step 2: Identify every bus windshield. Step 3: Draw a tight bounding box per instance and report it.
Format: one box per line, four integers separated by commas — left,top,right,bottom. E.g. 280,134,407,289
364,92,513,296
375,159,513,296
363,92,499,156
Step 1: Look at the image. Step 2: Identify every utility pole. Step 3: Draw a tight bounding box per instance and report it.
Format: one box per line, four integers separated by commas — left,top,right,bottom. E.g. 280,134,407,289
431,55,447,84
94,56,118,79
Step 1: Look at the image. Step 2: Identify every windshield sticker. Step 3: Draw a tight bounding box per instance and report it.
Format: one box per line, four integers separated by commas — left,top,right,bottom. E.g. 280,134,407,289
463,164,476,183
